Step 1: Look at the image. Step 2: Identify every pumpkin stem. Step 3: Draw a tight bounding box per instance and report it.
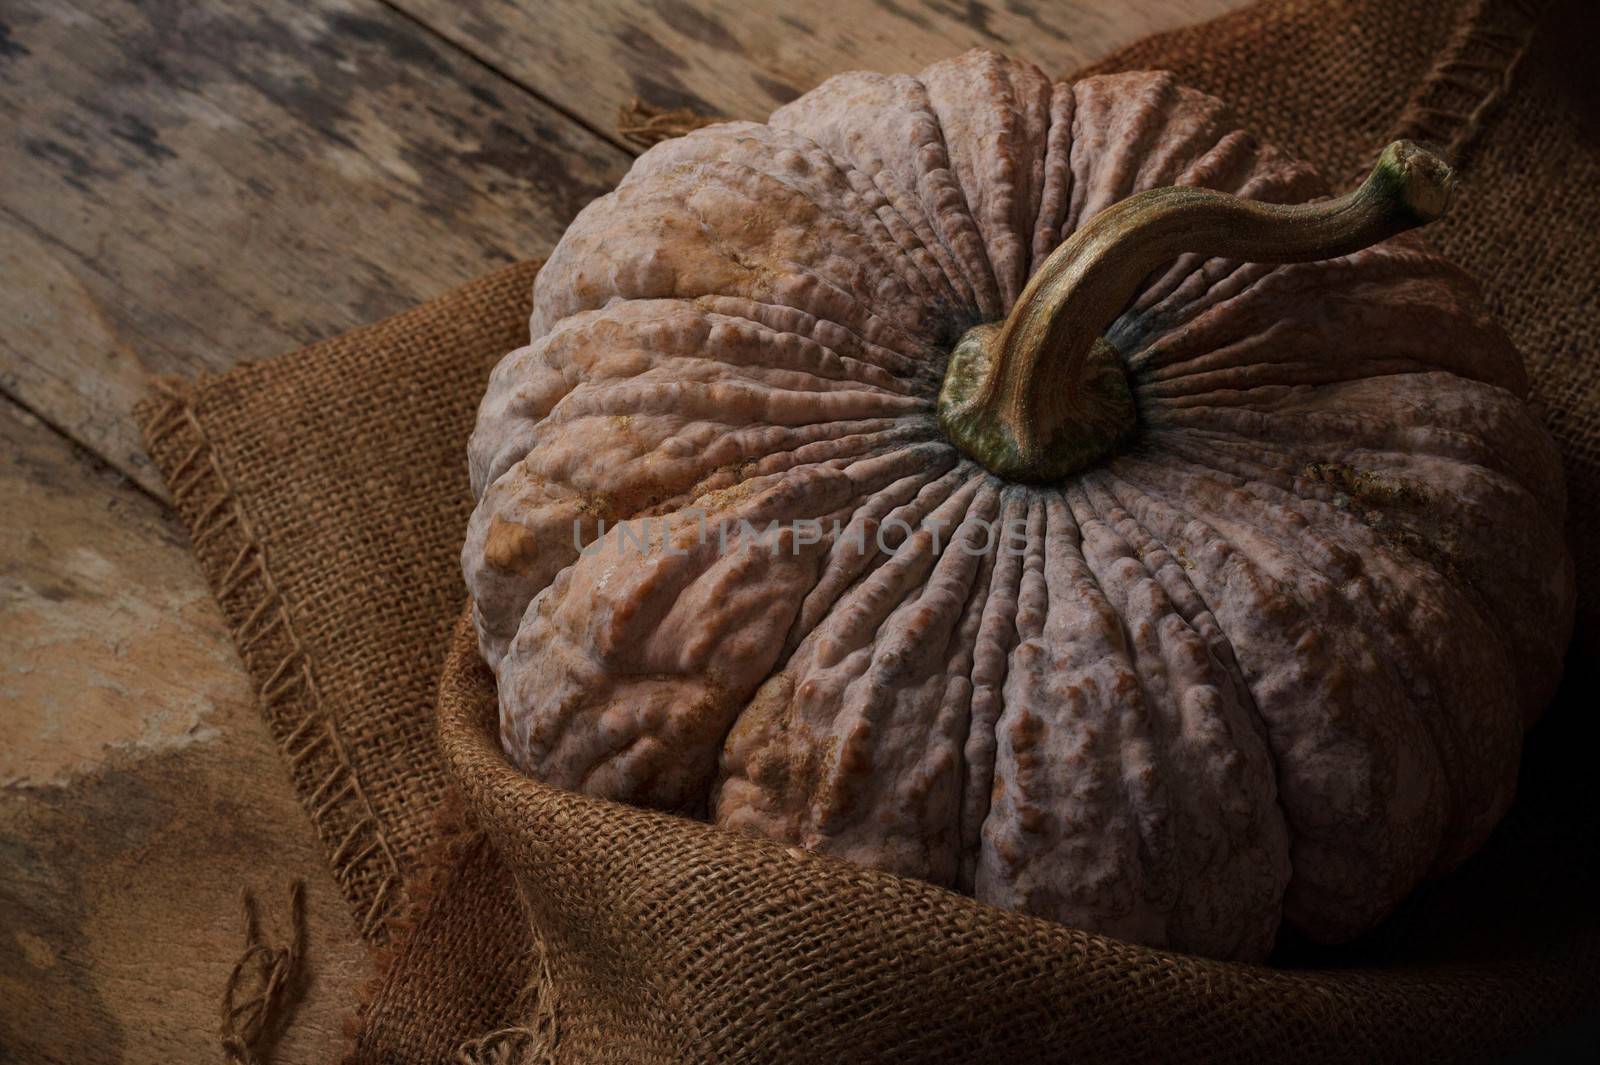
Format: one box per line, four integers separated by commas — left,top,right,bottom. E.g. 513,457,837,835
937,139,1456,482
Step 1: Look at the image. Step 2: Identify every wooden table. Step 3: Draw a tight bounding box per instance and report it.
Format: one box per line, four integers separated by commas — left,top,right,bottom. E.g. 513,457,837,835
0,1,1244,1059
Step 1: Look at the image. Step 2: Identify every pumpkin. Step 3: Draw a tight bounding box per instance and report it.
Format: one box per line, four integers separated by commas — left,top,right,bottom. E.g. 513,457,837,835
462,51,1573,962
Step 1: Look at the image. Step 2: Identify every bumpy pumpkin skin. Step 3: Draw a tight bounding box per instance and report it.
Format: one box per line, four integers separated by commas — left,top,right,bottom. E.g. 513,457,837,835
462,52,1574,961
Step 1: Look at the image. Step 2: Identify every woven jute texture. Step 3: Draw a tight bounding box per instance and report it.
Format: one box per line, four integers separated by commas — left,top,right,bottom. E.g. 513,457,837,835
135,0,1600,1061
140,259,543,946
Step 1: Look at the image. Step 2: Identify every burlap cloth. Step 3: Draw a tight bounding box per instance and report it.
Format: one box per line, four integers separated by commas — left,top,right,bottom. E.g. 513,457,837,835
137,0,1600,1061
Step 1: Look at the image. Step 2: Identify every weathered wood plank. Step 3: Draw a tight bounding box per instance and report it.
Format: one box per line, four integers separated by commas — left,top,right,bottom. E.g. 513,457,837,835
0,0,630,495
0,398,368,1064
394,0,1246,150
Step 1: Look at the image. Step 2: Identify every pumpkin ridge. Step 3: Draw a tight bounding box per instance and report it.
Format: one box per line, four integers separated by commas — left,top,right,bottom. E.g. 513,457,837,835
781,68,1002,321
466,397,942,667
792,476,998,880
1135,354,1438,405
809,140,973,313
934,481,1011,887
954,486,1032,891
1071,73,1187,231
903,63,1007,320
684,423,946,493
1084,469,1344,925
1133,246,1525,394
468,298,932,501
608,351,915,399
1107,452,1449,940
1084,469,1287,952
1065,477,1287,959
501,458,897,806
512,305,928,441
1138,417,1563,731
636,307,928,390
1086,467,1258,702
800,462,979,644
1141,443,1519,871
1145,400,1544,494
1120,260,1282,360
1091,467,1356,898
627,123,960,311
1060,483,1193,950
921,50,1054,310
1169,128,1283,201
532,167,934,363
1064,73,1188,235
692,295,936,379
1028,81,1077,275
717,472,1002,881
1088,467,1268,774
768,83,979,316
1154,418,1543,548
673,172,937,359
981,494,1172,949
802,139,973,312
1131,82,1246,195
586,303,921,391
630,125,954,312
782,456,968,651
1145,382,1568,556
542,375,922,427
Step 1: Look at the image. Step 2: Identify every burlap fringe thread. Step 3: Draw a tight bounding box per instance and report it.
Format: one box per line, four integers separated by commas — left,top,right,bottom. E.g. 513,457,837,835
616,98,724,147
221,881,307,1065
335,797,565,1065
453,952,559,1065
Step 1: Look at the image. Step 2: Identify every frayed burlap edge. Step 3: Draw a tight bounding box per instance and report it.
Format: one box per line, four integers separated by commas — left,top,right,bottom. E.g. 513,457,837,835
451,950,559,1065
137,384,411,945
1387,0,1544,160
334,795,559,1065
138,259,547,1062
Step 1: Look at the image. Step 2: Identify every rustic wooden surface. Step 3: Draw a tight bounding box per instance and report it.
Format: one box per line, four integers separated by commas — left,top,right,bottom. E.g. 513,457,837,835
0,398,370,1063
396,0,1240,150
0,1,1245,1061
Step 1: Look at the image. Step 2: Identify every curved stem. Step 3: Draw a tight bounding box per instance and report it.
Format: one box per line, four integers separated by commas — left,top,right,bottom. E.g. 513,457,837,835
960,139,1455,464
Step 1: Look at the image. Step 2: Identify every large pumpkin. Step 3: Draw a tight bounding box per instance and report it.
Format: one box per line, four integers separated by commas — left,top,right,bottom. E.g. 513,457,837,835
462,51,1573,962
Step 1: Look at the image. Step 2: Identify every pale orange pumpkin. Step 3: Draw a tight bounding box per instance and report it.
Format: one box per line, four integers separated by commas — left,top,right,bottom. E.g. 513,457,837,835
462,51,1573,961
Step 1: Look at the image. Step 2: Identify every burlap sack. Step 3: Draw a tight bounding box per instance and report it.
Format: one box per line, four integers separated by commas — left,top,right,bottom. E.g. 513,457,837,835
136,0,1600,1061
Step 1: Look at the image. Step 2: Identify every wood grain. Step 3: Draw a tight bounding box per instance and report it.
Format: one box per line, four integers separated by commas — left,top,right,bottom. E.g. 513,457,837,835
0,398,368,1064
0,0,629,495
392,0,1243,149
